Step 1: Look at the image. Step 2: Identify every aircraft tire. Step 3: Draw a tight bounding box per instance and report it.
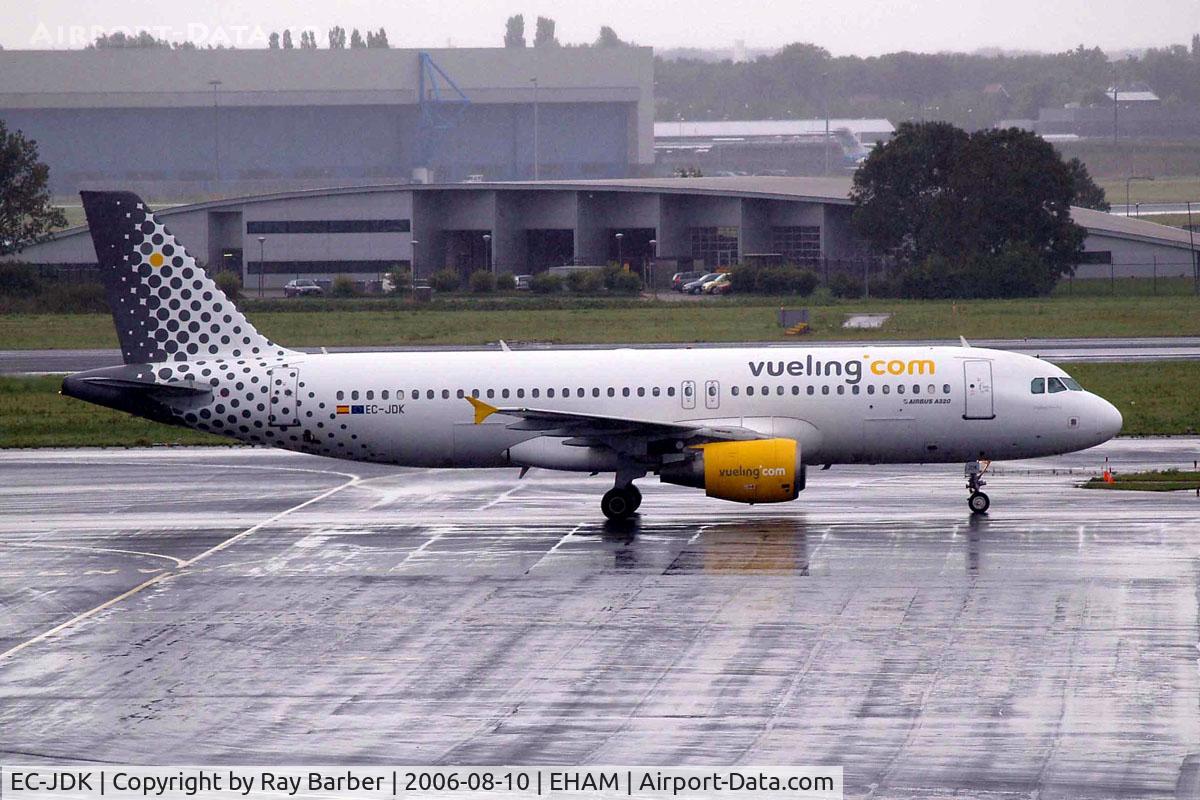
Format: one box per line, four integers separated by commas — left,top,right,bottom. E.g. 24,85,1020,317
602,487,636,521
628,485,642,511
968,491,990,515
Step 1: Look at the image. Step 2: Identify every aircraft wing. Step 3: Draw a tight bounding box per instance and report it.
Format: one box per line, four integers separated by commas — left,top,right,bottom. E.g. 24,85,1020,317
465,396,761,443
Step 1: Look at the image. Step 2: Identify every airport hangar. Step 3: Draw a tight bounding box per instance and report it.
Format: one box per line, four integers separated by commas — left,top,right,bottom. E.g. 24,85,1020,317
13,176,1198,289
0,46,655,195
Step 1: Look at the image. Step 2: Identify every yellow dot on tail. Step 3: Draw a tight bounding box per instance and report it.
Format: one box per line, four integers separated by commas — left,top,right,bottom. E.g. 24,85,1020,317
149,252,164,268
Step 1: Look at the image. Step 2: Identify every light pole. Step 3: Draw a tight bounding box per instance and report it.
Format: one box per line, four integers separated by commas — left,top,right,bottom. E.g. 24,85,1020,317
822,71,831,176
1187,201,1197,296
1125,176,1153,215
614,232,624,269
208,79,223,183
648,238,657,298
482,233,492,276
256,236,266,298
530,77,540,180
410,239,419,292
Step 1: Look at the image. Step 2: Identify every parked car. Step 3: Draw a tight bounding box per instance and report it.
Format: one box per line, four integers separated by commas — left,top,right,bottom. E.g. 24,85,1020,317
514,274,533,290
670,271,703,292
703,273,733,295
283,278,323,297
682,272,724,294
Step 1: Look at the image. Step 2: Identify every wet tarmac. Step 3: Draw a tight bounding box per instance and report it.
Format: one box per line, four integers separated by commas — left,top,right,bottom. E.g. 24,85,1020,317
1,440,1199,798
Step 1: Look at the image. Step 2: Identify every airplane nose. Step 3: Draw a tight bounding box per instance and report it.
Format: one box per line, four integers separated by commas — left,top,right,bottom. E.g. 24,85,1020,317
1096,396,1123,441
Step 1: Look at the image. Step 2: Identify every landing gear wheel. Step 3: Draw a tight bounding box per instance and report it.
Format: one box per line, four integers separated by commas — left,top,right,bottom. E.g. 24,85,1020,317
601,487,637,521
628,485,642,512
968,492,990,515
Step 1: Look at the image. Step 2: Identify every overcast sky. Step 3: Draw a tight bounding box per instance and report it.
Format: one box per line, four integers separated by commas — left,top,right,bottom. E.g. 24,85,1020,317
5,0,1199,55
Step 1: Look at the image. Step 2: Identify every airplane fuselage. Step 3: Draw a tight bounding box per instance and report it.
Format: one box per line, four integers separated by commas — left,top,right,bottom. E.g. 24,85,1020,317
69,345,1121,469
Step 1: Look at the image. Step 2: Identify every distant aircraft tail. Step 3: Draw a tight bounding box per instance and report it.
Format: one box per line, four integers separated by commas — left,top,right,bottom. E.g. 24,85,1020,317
80,191,288,365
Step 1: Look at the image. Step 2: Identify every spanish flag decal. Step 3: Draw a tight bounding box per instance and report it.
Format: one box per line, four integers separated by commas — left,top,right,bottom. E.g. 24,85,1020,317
336,404,350,415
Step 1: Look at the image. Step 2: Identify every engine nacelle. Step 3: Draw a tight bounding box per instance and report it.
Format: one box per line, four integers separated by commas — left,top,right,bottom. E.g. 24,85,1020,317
660,438,804,503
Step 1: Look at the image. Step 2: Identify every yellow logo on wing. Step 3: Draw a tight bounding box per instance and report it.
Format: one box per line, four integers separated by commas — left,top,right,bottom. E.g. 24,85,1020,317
466,396,499,424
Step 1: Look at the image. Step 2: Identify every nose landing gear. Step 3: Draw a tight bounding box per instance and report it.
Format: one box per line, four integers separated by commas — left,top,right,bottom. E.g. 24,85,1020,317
965,460,991,514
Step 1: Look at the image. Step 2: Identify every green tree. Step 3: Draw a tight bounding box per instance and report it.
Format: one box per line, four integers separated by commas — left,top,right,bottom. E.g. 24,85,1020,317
1065,157,1109,211
851,121,1085,297
268,32,280,49
350,28,365,48
534,17,559,48
327,26,347,49
90,31,173,49
299,31,317,49
0,121,66,255
595,26,627,48
504,15,526,48
282,30,294,49
366,28,389,48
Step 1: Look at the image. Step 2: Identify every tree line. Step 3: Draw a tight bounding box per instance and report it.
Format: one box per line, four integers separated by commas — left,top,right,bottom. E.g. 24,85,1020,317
655,38,1200,129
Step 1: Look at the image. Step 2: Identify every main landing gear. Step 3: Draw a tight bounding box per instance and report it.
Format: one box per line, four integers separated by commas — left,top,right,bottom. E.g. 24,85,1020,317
601,484,642,521
965,460,991,515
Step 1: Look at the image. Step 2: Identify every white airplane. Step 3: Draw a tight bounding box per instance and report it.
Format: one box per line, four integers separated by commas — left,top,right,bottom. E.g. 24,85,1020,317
64,191,1122,520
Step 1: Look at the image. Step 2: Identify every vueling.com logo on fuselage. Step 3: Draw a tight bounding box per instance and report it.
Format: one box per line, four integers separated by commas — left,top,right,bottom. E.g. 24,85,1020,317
748,354,936,385
718,465,788,479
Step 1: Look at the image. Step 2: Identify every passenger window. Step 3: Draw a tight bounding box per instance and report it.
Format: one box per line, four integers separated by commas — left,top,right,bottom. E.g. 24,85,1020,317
471,389,479,398
622,388,630,397
867,385,875,395
426,389,434,399
776,386,784,396
456,389,465,399
747,386,755,396
547,389,555,398
852,385,860,395
487,389,495,399
821,386,830,395
927,384,935,394
382,390,389,400
792,386,800,395
1031,378,1045,394
578,388,585,398
517,388,525,398
731,386,740,396
882,385,890,395
807,386,815,396
761,385,769,395
1047,377,1068,393
652,387,661,397
607,388,615,397
667,387,676,397
943,384,951,394
351,390,359,400
637,387,645,397
366,390,374,400
441,389,450,399
531,388,539,398
592,388,600,397
502,389,510,399
912,384,919,394
336,390,345,400
897,385,905,394
836,385,845,395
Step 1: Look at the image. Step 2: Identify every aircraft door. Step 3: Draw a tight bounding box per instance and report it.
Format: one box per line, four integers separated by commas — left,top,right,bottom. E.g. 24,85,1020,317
268,367,300,427
963,360,995,420
704,380,720,410
681,380,696,410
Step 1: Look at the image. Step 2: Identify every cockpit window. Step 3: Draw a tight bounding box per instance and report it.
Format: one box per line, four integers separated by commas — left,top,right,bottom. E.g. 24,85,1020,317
1047,377,1068,393
1062,377,1083,391
1030,378,1045,394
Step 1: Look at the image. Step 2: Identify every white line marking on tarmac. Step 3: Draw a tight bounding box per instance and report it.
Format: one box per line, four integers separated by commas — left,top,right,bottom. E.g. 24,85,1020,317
477,484,523,511
0,541,187,568
0,468,361,665
525,523,585,573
